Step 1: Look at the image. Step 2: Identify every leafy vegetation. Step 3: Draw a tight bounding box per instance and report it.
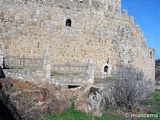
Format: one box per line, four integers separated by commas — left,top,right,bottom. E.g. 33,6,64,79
137,89,160,120
94,109,124,120
146,89,160,111
146,89,160,105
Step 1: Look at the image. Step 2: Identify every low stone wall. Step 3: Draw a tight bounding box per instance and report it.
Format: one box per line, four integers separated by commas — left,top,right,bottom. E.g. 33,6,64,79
4,69,45,80
2,52,95,85
50,76,87,86
4,69,93,86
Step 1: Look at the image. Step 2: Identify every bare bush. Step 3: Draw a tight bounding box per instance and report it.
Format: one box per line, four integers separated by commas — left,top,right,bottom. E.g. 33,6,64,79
108,67,150,110
112,79,149,109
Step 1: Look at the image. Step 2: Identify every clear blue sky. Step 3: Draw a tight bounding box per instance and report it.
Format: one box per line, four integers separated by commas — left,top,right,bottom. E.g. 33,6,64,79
122,0,160,59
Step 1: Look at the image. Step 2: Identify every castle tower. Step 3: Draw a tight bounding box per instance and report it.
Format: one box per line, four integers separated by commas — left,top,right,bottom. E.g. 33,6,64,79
116,0,121,13
0,0,155,83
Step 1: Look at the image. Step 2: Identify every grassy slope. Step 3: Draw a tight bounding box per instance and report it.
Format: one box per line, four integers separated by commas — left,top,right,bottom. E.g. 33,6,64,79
44,109,123,120
44,89,160,120
143,89,160,120
44,103,123,120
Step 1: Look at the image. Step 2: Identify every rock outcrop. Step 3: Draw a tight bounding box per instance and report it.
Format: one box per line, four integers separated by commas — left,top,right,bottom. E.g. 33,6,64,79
0,77,109,119
0,77,72,120
0,82,22,120
73,85,106,116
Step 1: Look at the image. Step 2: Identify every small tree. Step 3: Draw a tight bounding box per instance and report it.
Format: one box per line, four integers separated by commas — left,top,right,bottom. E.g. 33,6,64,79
108,67,150,111
111,79,149,110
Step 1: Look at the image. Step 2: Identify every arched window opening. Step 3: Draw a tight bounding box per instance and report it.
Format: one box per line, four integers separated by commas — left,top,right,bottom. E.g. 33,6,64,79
150,51,152,58
150,51,152,55
104,66,108,73
66,19,71,27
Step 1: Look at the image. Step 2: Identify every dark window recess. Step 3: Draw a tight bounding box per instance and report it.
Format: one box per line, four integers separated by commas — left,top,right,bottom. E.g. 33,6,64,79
107,59,109,64
38,42,39,48
68,85,80,88
66,19,71,27
108,5,112,11
150,52,152,58
150,52,152,55
80,0,83,3
74,46,75,51
104,66,108,72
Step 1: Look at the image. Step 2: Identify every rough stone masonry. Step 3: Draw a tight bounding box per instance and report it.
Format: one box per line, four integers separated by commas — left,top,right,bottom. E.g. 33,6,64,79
0,0,155,84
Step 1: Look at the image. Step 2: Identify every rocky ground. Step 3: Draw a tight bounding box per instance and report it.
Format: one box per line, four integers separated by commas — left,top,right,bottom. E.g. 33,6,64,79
0,77,108,120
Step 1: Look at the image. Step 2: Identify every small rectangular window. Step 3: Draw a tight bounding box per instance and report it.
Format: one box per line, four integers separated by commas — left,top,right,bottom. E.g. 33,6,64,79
66,19,71,27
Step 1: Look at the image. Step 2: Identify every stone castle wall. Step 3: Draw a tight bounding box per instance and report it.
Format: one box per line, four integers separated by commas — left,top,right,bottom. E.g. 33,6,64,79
0,0,155,82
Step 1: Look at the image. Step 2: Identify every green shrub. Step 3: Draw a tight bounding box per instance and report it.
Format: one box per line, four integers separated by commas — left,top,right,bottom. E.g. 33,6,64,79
146,89,160,106
143,89,160,120
94,109,124,120
44,107,92,120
